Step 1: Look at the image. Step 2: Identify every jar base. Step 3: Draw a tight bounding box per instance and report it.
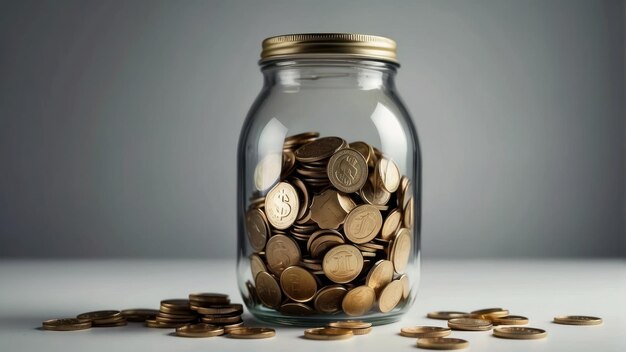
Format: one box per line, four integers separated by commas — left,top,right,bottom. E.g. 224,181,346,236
246,306,407,327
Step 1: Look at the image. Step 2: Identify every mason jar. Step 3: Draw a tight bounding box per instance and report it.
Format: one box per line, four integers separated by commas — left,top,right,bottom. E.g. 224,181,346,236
236,33,421,326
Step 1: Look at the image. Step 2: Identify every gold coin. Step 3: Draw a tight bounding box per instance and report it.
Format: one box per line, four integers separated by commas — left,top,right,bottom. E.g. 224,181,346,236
265,182,299,230
159,299,191,311
196,304,243,316
255,271,282,308
400,326,451,338
313,285,348,314
96,320,128,327
360,176,391,205
42,318,91,331
294,136,346,162
120,309,158,322
365,260,394,296
493,326,547,339
404,197,414,228
553,315,602,325
303,327,353,340
376,158,401,192
250,254,267,279
390,228,411,273
492,315,529,325
327,320,372,329
223,321,245,333
344,204,383,244
323,245,364,283
470,308,509,320
327,148,368,193
416,337,469,350
280,266,318,302
349,141,374,165
245,209,269,252
378,280,403,313
342,285,375,316
176,323,224,338
266,234,301,275
310,189,356,229
447,318,492,331
145,319,188,328
227,327,276,339
380,209,402,240
291,177,310,220
76,310,122,324
254,153,282,191
399,274,410,299
200,315,243,324
279,303,315,316
426,311,469,320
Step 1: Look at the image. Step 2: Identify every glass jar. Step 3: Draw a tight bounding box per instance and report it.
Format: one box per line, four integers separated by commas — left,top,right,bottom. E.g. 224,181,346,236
236,33,421,326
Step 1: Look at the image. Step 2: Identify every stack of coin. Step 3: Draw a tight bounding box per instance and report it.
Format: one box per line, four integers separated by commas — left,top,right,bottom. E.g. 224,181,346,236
146,299,199,328
42,318,92,331
196,303,245,331
246,133,416,318
76,310,127,327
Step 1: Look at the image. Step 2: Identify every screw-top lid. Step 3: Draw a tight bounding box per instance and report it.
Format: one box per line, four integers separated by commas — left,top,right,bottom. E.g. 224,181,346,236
260,33,398,64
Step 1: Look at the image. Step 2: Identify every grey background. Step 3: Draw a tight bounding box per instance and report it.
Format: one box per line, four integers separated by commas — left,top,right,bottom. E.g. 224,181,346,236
0,0,624,259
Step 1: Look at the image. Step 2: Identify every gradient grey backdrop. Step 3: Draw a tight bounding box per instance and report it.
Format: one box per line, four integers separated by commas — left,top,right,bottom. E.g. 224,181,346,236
1,0,624,258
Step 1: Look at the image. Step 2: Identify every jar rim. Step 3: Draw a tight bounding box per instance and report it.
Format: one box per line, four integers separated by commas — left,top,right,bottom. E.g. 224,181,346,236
260,33,399,65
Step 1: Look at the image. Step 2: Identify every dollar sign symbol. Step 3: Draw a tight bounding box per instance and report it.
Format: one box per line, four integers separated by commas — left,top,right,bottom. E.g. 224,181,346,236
276,189,291,220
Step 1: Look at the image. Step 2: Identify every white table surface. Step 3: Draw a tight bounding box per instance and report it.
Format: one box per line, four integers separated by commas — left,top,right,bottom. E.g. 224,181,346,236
1,258,624,351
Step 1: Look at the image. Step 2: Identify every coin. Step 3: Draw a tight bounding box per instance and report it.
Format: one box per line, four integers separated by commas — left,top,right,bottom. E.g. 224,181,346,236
448,318,492,331
390,228,411,273
313,285,348,314
344,205,383,244
280,266,318,302
120,309,158,322
323,245,364,284
404,197,414,228
201,315,243,324
327,148,368,193
327,320,372,329
245,209,270,252
375,158,400,193
399,274,410,299
294,136,346,162
176,323,225,338
342,285,375,316
145,319,188,328
493,326,547,339
349,141,374,165
470,308,509,320
400,326,451,338
250,254,267,279
553,315,602,325
304,327,353,340
254,153,282,191
227,327,276,339
416,337,469,350
279,303,316,316
492,315,529,325
265,182,299,230
76,310,123,325
159,299,191,311
255,271,282,308
266,234,301,275
360,176,391,205
365,260,394,296
380,209,402,240
196,304,243,316
42,318,91,331
223,321,245,333
378,280,403,313
426,311,469,320
310,189,356,229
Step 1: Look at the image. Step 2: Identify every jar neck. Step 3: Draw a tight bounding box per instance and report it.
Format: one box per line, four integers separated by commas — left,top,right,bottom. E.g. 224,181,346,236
259,59,398,91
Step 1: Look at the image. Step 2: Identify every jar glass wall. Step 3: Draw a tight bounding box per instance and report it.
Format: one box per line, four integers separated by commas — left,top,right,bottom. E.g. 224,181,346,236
237,55,421,326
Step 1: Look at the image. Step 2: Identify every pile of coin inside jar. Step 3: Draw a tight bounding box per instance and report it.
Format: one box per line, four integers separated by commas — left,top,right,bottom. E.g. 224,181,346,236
245,133,415,317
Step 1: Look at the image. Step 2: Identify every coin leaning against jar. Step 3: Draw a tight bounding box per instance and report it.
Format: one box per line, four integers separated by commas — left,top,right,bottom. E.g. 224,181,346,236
245,133,416,318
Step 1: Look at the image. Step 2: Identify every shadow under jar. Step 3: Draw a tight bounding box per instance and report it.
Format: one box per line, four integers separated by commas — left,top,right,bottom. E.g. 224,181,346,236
236,33,421,326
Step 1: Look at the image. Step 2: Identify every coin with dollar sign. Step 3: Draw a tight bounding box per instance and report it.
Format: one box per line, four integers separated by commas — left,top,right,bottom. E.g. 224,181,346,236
265,182,299,229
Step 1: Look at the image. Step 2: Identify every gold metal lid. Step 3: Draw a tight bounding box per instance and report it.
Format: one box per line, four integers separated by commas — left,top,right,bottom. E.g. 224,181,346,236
260,33,398,64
